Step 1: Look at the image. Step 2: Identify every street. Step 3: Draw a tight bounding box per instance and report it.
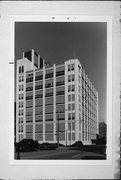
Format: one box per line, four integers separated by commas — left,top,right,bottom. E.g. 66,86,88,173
15,148,106,160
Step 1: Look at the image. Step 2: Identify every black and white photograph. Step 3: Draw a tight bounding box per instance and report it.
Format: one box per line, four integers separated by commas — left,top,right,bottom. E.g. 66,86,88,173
14,21,107,160
0,1,120,179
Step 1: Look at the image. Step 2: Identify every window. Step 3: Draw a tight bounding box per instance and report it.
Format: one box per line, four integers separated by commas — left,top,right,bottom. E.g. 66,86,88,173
68,104,71,111
68,123,71,130
71,64,74,71
68,85,71,92
72,103,75,110
68,64,74,71
19,85,21,91
68,95,71,101
19,94,23,100
72,74,74,81
22,66,24,73
68,64,71,71
22,75,24,81
21,109,23,115
19,85,24,91
72,85,75,91
68,85,75,92
19,76,21,82
68,113,71,120
72,94,75,101
68,75,71,82
68,74,74,82
72,122,75,130
19,67,21,74
21,85,24,91
72,113,75,119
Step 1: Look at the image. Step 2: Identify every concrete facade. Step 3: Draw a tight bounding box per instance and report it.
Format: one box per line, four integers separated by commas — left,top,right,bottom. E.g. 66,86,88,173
16,49,98,145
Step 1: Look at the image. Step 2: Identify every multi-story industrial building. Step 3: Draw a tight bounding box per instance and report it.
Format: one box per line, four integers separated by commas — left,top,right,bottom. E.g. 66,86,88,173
16,49,98,145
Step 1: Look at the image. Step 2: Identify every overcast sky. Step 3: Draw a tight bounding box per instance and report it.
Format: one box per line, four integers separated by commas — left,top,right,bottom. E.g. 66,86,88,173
15,22,107,123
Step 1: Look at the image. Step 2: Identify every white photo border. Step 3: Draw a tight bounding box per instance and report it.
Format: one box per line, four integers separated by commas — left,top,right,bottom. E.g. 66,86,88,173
9,15,112,166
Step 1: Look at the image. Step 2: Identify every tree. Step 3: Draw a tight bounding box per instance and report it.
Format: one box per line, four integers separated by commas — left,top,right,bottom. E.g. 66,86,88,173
99,122,107,139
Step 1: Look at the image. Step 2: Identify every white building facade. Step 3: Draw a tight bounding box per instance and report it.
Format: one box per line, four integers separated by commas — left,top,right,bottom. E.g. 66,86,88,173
16,49,98,145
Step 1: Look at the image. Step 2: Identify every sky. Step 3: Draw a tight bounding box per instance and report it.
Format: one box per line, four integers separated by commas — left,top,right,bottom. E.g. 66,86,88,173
15,22,107,123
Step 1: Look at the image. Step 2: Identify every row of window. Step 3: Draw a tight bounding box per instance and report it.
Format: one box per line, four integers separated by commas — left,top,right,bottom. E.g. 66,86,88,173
25,81,65,92
26,71,65,83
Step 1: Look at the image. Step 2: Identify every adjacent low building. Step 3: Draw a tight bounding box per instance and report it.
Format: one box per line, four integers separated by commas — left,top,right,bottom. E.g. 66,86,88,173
16,49,98,145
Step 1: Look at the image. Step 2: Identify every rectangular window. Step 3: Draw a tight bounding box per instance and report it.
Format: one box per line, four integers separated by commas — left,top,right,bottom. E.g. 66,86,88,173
72,85,75,91
68,85,71,92
72,133,75,141
68,104,71,111
72,94,75,101
22,66,24,73
19,94,23,100
72,122,75,131
68,75,71,82
68,94,71,101
68,74,74,82
72,74,74,81
68,113,71,120
72,103,75,110
68,123,71,131
72,113,75,120
68,64,71,71
19,76,21,82
22,75,24,81
71,64,74,71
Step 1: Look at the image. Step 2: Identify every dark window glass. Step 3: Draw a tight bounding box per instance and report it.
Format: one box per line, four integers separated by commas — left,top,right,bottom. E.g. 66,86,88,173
56,71,64,77
19,67,21,74
35,75,43,81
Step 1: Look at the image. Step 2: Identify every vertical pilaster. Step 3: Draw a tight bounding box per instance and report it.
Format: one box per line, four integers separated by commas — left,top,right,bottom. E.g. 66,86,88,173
23,62,26,139
16,63,19,142
43,61,45,142
32,49,35,140
75,60,79,142
53,64,56,142
65,61,68,146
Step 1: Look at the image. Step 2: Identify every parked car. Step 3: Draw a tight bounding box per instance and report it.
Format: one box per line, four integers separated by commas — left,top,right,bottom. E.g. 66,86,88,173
39,142,58,150
71,141,83,147
15,139,40,152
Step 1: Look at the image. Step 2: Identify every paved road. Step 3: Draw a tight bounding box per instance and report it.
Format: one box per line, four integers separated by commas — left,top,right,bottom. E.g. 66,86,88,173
15,148,105,160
